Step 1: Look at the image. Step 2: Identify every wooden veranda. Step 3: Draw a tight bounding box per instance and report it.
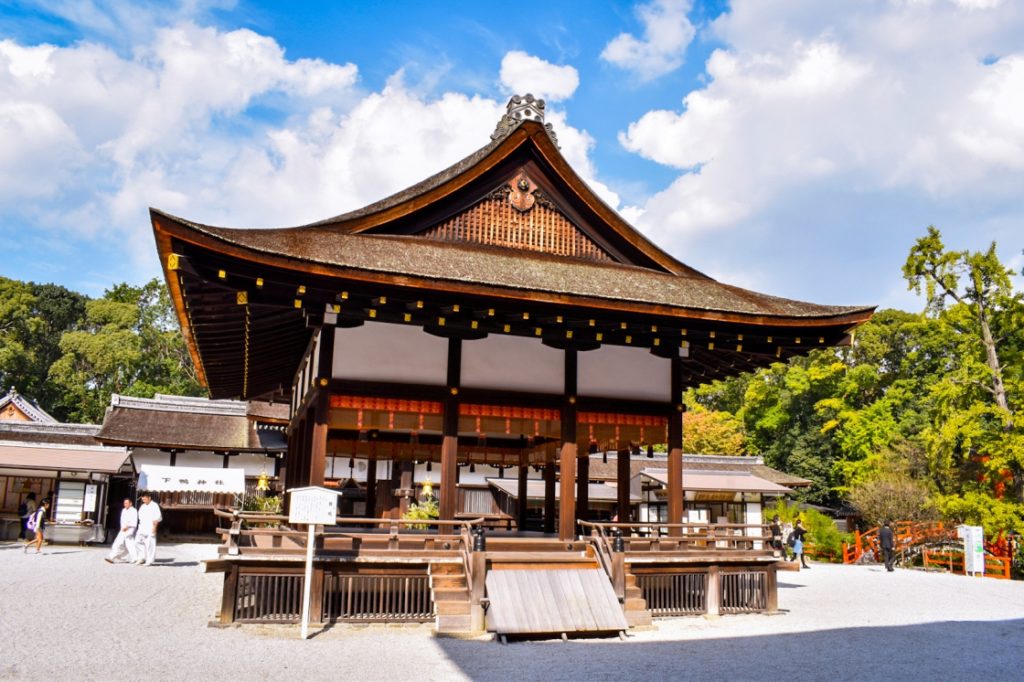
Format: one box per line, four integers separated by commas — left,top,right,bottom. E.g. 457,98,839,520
208,510,780,634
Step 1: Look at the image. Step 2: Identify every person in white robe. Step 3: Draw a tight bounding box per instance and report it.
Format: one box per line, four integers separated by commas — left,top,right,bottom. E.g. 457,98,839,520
105,498,138,564
135,492,162,566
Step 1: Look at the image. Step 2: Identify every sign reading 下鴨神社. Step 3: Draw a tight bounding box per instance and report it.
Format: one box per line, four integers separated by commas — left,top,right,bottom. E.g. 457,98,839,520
288,487,339,525
137,464,246,494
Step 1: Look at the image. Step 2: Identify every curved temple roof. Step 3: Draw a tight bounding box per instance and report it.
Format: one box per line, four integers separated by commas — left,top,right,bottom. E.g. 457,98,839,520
151,96,874,400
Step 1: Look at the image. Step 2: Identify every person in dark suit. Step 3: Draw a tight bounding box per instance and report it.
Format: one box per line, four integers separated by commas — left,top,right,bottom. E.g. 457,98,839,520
879,520,896,572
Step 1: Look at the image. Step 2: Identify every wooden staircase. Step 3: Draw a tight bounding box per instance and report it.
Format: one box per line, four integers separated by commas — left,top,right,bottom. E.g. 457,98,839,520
429,561,475,634
621,566,653,627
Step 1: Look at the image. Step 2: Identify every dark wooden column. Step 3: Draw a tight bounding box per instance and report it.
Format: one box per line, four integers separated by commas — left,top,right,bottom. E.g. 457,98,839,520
517,459,529,530
439,339,461,522
365,453,377,518
389,459,403,518
576,450,590,523
543,462,556,534
559,350,578,541
398,460,414,517
308,325,335,487
617,447,631,524
667,357,685,536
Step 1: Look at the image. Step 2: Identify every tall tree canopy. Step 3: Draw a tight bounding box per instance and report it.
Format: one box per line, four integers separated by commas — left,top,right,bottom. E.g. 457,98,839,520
691,227,1024,533
48,279,203,422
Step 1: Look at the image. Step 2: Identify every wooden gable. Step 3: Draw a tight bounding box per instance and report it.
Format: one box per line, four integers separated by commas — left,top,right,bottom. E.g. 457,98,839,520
1,401,32,422
418,171,618,263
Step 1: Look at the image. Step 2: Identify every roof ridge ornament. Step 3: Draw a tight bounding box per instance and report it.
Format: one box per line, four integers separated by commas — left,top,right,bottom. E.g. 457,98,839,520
491,94,559,148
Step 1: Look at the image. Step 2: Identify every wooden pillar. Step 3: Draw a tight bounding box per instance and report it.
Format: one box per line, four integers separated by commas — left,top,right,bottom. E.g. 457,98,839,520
706,565,721,616
309,409,328,487
220,564,239,624
307,326,335,488
399,460,415,517
389,459,403,519
440,339,461,522
667,357,685,536
517,461,529,530
617,448,631,524
576,452,590,523
559,350,578,541
365,455,377,518
543,462,556,534
765,564,779,613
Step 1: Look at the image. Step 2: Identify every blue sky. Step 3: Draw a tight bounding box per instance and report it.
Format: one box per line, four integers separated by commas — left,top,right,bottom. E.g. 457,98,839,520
1,0,1022,310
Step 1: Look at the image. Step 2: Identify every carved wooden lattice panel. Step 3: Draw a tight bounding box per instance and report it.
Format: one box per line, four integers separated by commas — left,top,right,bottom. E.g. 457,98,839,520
421,192,615,262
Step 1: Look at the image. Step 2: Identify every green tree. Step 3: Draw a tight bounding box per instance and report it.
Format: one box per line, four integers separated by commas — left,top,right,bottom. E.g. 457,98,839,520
0,278,88,419
0,277,41,392
681,408,747,455
903,227,1024,504
49,279,202,422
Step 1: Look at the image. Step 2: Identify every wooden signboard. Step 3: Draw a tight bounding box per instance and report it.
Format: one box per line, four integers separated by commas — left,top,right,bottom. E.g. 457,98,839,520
287,486,341,640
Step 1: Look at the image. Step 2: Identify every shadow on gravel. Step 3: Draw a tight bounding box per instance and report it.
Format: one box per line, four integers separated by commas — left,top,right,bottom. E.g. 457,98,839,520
435,618,1024,680
151,559,199,567
777,582,805,589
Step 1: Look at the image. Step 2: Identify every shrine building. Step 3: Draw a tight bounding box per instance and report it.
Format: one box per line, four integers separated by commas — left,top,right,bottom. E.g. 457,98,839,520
150,95,873,633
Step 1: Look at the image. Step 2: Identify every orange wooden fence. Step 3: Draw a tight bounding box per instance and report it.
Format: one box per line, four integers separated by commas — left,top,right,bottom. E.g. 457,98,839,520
921,549,1011,580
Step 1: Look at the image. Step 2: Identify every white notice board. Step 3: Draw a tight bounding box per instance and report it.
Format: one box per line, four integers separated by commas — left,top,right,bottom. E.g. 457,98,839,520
83,484,98,513
288,487,339,525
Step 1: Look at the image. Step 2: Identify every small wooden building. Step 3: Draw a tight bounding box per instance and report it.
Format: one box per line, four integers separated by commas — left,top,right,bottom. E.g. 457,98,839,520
96,393,286,533
0,419,133,542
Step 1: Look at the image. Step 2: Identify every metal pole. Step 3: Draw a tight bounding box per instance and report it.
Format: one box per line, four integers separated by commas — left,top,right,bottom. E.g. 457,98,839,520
300,523,315,639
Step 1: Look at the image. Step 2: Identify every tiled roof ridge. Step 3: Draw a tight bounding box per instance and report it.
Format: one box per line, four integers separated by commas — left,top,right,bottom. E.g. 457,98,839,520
0,421,100,435
110,393,248,417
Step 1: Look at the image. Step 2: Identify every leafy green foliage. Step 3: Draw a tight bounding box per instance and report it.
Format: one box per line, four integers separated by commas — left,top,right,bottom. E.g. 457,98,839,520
681,407,747,455
402,498,439,530
688,227,1024,537
0,276,203,423
242,495,283,514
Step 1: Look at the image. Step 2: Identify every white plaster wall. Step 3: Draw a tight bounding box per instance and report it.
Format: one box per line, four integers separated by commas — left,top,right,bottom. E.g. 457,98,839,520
462,334,564,393
578,345,670,401
333,322,449,385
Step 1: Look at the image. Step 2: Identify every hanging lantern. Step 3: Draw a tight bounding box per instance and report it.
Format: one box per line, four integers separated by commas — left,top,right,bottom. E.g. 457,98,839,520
421,477,434,500
256,471,270,492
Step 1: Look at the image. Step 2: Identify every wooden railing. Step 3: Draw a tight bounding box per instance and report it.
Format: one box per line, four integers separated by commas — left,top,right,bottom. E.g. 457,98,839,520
842,521,956,564
922,549,1012,580
581,521,774,554
636,572,707,616
322,573,434,622
213,508,484,558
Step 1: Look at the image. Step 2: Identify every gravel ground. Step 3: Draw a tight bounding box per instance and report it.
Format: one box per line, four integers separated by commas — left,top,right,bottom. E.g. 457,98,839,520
2,541,1023,681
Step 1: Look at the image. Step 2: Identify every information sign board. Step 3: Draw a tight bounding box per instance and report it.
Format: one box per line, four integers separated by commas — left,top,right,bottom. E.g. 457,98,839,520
288,487,338,525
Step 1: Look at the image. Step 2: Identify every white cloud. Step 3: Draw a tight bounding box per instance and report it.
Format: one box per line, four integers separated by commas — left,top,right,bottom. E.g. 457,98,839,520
618,0,1024,306
0,24,618,286
499,50,579,102
601,0,696,81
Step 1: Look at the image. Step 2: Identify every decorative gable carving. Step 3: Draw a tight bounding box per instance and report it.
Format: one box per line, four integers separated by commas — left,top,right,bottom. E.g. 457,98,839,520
420,175,616,262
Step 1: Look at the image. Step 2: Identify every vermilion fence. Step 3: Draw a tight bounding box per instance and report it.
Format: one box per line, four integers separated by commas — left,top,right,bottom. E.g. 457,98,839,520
922,549,1011,579
843,521,1013,579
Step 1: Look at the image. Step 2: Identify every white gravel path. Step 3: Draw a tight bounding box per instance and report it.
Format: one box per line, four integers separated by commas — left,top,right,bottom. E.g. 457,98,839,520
2,542,1022,681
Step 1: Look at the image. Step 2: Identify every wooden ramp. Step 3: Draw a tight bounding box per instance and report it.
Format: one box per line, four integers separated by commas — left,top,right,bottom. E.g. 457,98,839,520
485,569,628,637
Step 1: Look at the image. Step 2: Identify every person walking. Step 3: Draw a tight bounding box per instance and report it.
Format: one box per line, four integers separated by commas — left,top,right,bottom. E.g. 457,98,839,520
17,492,37,540
879,519,896,572
770,515,785,559
22,499,50,554
134,492,162,566
791,518,810,569
105,498,138,564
